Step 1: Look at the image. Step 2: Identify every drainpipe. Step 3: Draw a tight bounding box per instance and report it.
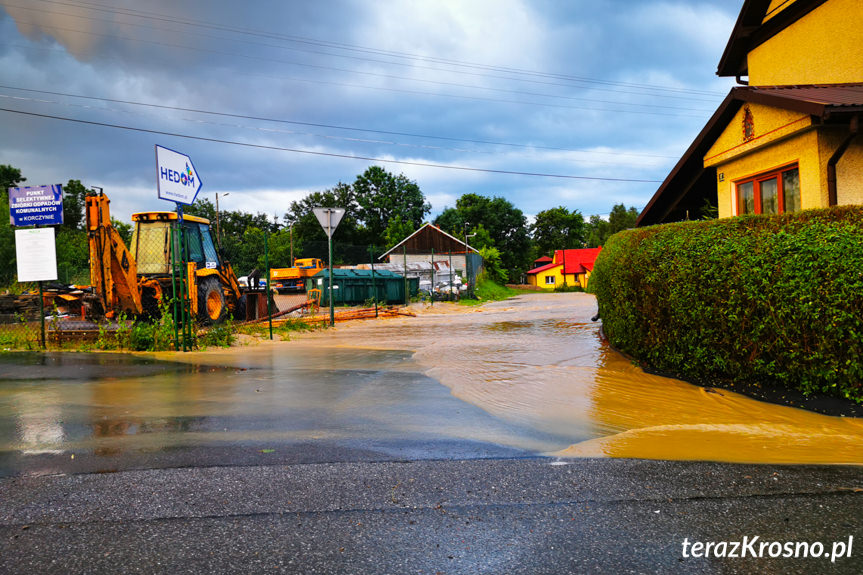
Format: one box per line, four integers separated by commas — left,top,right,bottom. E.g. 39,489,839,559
827,115,859,206
735,75,749,85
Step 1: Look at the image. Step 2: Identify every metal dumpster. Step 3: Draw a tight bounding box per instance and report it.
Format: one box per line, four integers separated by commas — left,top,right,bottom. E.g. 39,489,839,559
306,269,418,305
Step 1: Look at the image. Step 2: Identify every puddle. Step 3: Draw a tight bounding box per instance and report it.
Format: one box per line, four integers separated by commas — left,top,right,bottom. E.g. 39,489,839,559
1,293,862,473
268,293,863,465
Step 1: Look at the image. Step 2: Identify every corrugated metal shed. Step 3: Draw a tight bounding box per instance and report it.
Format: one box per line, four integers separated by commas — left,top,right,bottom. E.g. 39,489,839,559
306,269,418,305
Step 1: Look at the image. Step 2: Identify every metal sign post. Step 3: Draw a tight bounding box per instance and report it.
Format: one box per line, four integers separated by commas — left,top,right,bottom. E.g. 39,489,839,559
155,145,203,205
155,145,202,351
312,207,344,327
14,227,57,349
370,245,378,318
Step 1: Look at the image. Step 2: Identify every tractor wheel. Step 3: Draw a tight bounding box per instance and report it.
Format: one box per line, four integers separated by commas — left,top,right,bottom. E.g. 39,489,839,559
198,276,226,324
141,287,161,319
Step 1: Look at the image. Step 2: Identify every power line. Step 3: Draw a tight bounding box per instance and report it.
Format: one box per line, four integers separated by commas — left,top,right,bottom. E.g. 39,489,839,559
9,0,727,99
0,18,714,119
0,106,665,183
0,84,681,160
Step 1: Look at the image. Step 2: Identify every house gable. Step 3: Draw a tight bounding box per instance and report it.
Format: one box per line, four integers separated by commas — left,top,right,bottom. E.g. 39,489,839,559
717,0,829,79
380,223,478,260
747,0,863,85
704,102,812,168
638,83,863,226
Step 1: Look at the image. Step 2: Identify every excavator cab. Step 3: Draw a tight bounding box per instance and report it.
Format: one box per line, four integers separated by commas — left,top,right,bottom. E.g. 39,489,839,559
130,211,240,324
86,191,242,325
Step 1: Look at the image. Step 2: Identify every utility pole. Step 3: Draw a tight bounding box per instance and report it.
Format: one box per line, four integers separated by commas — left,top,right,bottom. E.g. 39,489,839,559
463,221,470,298
215,192,229,248
312,207,344,327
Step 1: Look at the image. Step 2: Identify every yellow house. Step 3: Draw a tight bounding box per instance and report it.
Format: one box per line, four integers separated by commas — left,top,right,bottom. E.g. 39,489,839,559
526,248,602,290
638,0,863,225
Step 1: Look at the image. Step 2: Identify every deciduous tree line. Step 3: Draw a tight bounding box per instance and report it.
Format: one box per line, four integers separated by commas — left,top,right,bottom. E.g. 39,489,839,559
2,163,640,286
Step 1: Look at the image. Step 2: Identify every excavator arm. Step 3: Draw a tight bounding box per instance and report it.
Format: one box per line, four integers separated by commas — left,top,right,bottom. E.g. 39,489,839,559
86,192,143,317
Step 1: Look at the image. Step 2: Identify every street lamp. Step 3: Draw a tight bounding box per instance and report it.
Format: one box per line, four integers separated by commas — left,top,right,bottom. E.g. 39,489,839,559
463,221,474,297
215,192,229,247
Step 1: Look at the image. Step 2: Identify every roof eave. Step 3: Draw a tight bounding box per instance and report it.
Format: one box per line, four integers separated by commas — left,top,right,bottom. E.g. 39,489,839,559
637,90,744,226
717,0,830,78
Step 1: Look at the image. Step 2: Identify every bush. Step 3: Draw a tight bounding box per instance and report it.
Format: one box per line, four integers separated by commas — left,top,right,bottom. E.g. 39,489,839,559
591,206,863,403
459,275,523,305
198,319,235,348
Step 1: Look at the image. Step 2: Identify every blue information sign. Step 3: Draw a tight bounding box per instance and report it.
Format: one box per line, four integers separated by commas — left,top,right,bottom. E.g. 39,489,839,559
8,184,64,226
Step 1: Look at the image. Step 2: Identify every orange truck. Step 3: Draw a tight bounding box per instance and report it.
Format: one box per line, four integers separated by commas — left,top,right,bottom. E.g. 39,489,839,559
269,258,326,294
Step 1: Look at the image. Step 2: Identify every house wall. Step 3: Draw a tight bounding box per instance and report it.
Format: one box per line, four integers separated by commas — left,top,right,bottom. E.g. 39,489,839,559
836,139,863,206
531,268,583,289
705,103,829,218
748,0,863,85
533,268,560,288
713,130,826,217
704,103,811,168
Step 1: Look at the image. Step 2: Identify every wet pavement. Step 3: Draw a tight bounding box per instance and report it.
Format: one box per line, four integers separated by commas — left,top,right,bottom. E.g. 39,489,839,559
1,293,862,573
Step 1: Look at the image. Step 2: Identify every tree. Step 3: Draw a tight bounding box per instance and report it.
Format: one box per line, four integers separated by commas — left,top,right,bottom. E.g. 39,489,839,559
466,223,494,251
383,214,415,250
186,196,279,274
586,215,609,248
0,165,25,285
111,218,133,245
585,203,639,247
478,246,506,284
608,203,639,235
61,179,89,231
531,206,586,257
434,194,531,283
353,166,430,246
282,182,363,265
0,165,26,201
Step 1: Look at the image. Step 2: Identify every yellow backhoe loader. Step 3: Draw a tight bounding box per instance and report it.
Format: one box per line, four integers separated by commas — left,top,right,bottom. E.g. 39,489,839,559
85,191,244,324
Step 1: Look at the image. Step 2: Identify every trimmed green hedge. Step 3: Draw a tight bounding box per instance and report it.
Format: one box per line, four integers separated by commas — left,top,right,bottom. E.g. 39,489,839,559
590,206,863,403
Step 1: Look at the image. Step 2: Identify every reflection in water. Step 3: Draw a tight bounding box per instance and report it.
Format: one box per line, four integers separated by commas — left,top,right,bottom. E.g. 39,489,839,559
1,293,862,471
270,294,863,465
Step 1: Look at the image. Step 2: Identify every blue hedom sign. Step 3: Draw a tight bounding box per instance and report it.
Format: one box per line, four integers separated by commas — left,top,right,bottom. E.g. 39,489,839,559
9,184,64,226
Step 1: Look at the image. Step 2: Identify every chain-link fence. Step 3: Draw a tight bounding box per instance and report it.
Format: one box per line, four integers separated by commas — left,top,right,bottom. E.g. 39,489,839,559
0,228,486,350
266,240,483,317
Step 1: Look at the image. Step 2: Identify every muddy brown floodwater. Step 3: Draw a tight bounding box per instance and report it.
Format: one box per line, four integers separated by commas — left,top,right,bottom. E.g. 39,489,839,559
190,292,861,465
2,293,862,474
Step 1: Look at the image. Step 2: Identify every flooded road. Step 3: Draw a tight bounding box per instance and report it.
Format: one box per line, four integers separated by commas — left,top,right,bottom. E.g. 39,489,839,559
1,293,861,476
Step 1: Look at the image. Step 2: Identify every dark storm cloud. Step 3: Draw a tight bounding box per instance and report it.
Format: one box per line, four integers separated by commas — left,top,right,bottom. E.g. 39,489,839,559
0,0,739,221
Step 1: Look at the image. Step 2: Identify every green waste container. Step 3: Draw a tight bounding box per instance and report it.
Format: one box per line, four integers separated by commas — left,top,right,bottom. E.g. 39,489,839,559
306,269,418,305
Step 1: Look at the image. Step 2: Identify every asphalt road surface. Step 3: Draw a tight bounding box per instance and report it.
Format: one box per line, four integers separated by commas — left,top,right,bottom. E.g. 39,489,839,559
2,457,862,574
1,294,862,573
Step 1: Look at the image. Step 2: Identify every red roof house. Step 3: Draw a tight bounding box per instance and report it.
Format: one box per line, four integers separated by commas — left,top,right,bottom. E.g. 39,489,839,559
527,247,602,289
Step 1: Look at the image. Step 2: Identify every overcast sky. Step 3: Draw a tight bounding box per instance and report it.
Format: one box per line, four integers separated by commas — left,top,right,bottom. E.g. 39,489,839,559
0,0,739,224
